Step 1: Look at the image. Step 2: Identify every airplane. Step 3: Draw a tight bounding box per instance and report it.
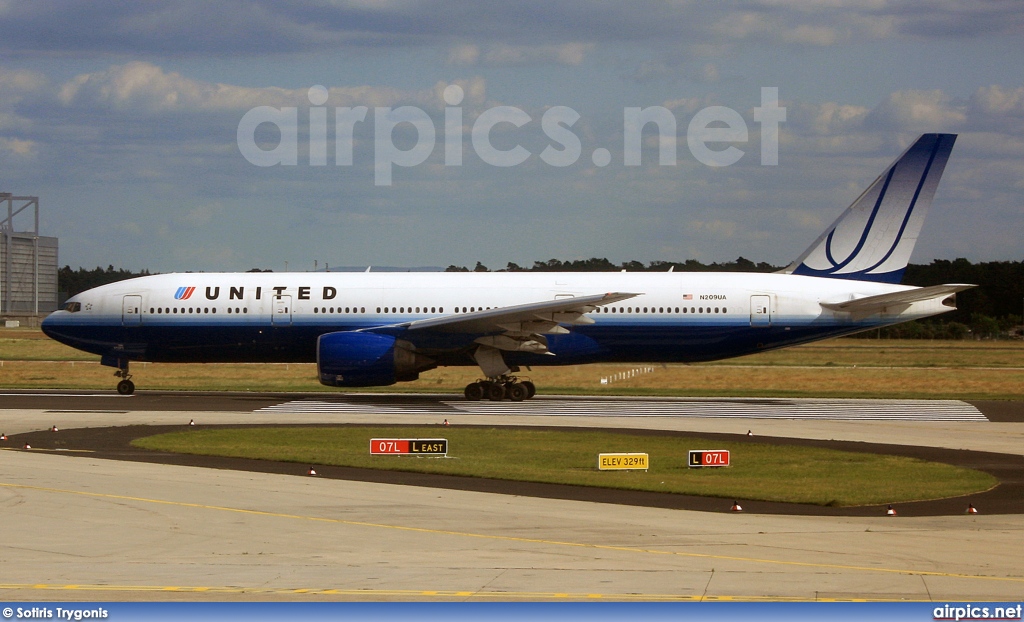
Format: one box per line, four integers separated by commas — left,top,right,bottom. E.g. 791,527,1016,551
43,133,971,400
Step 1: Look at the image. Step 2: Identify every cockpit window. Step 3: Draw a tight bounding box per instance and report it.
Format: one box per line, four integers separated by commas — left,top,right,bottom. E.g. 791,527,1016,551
64,302,81,313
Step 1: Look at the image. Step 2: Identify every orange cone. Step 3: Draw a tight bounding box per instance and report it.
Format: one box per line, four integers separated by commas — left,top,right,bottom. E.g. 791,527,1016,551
966,504,978,514
307,467,317,476
730,501,743,512
886,505,897,516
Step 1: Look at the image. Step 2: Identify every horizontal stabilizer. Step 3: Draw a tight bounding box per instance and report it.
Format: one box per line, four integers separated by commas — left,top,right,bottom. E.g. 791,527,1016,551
821,284,974,317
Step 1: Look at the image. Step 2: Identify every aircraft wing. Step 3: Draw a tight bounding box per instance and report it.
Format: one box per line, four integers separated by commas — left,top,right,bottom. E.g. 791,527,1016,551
363,291,640,354
820,284,975,317
405,291,639,333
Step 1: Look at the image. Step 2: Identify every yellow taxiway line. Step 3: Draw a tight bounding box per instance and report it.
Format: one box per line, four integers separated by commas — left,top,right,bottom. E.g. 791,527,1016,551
2,481,1022,586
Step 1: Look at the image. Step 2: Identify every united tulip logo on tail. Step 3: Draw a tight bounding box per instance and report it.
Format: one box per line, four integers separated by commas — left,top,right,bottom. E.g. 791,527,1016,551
174,286,196,300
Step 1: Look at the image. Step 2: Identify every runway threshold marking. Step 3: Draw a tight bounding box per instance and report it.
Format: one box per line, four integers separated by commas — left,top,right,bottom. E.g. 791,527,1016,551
0,583,881,600
1,482,1020,586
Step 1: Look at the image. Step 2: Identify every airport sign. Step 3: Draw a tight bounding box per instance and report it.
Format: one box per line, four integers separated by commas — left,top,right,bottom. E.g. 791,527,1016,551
688,449,730,468
370,438,448,456
598,453,649,471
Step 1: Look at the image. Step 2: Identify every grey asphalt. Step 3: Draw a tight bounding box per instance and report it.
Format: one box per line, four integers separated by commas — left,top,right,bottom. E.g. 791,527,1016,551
1,391,1023,601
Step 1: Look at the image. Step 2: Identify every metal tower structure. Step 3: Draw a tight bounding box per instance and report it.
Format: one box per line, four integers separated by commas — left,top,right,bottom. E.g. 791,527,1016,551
1,193,59,317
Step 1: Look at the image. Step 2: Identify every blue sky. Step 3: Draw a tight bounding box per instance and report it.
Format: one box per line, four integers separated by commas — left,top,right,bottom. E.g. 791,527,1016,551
0,1,1022,272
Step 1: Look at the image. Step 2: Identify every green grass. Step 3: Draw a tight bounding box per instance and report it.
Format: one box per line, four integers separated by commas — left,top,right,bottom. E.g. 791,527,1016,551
131,426,997,506
4,328,1022,399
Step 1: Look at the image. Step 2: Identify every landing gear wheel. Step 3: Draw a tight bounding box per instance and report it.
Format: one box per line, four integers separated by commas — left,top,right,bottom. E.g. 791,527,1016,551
485,382,506,401
116,379,135,395
521,380,536,399
507,383,527,402
464,382,484,401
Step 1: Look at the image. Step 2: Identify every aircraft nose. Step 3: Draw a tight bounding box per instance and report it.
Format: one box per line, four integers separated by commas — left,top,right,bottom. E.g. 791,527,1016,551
41,311,56,331
41,310,66,338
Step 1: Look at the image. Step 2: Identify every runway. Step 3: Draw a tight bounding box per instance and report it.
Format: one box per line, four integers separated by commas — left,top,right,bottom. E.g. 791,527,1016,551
1,389,1017,419
255,395,989,421
2,391,1024,601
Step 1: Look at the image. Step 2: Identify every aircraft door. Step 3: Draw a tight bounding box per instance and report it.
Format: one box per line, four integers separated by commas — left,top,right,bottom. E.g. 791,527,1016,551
122,295,142,327
272,295,292,326
749,295,771,327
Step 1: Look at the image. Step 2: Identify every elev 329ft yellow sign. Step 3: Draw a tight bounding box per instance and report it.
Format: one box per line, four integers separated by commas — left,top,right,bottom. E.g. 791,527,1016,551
598,453,649,471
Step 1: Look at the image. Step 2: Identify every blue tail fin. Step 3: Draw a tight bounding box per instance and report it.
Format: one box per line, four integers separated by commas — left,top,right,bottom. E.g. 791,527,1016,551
785,133,957,284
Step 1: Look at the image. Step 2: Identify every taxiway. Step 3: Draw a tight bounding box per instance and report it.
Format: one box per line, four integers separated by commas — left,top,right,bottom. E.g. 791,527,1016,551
1,391,1023,601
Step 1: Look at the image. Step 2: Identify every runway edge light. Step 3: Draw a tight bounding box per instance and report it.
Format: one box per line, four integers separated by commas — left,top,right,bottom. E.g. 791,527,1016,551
886,505,897,516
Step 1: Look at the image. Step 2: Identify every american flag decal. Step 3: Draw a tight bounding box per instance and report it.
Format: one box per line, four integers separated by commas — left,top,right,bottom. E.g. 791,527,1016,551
682,294,692,300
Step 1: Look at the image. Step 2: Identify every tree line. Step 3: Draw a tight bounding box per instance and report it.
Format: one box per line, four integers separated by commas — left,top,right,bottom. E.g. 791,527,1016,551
59,258,1022,339
446,257,1024,339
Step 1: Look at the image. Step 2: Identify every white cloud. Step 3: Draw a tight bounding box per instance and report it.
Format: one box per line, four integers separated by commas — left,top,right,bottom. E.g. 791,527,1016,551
867,89,966,132
715,12,845,46
970,85,1024,118
780,23,839,45
0,67,46,93
57,61,434,113
686,219,737,238
0,136,36,157
447,44,480,66
449,42,595,67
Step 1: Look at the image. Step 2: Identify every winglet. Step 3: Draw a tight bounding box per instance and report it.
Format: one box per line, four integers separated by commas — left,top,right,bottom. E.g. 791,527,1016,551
783,134,957,284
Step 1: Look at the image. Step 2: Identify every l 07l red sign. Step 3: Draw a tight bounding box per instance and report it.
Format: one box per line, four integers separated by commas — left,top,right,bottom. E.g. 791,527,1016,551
687,449,730,468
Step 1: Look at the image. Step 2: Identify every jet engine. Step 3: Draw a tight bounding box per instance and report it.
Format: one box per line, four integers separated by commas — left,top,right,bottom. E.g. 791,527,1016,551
316,331,435,387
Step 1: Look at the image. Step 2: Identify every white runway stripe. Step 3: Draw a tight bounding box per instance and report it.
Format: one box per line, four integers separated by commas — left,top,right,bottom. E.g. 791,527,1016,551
255,396,986,421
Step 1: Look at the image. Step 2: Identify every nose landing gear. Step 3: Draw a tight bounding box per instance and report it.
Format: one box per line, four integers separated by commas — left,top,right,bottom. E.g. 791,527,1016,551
464,376,536,402
115,365,135,395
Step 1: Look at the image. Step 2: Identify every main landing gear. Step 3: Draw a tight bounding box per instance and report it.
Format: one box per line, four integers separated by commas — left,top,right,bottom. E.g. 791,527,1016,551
115,364,135,395
464,376,537,402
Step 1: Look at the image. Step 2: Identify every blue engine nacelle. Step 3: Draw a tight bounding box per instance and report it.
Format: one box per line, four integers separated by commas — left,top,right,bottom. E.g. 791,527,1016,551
317,331,434,387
